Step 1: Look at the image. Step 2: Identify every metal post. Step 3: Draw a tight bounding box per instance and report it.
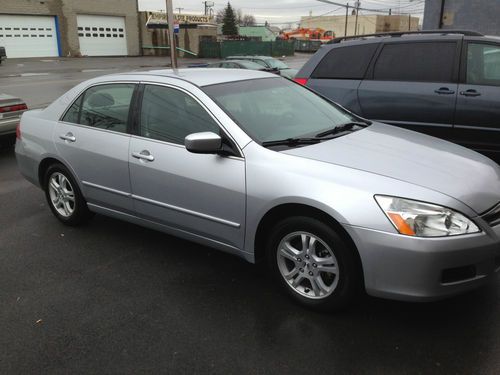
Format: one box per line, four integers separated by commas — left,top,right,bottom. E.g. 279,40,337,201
439,0,446,29
166,0,177,68
408,14,411,31
344,3,349,37
354,1,360,36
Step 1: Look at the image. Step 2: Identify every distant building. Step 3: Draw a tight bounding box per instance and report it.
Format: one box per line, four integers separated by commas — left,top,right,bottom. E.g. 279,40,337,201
423,0,500,35
238,26,277,41
142,12,217,57
300,14,420,37
0,0,140,58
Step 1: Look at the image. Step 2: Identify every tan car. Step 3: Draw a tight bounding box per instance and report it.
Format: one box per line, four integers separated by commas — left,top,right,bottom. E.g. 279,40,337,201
0,94,27,147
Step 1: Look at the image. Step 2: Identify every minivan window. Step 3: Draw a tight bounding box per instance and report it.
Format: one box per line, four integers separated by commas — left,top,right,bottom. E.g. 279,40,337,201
373,42,456,82
204,78,358,143
467,43,500,86
139,85,220,145
62,83,135,134
312,44,378,79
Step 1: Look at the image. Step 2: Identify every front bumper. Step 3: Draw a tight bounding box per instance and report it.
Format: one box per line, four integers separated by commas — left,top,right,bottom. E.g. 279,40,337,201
344,223,500,301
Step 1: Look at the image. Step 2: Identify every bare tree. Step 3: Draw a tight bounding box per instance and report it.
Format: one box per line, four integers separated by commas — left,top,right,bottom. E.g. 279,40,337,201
241,14,256,26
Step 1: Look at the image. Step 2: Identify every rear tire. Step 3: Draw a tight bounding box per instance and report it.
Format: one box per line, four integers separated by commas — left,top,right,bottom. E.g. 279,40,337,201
266,216,362,311
44,163,93,226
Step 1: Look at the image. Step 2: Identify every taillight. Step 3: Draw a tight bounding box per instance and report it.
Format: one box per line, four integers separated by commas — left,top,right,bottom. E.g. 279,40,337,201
16,123,21,140
0,103,28,113
293,78,309,86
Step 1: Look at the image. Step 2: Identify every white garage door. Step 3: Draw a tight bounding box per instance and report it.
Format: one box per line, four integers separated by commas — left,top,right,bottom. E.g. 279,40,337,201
0,15,59,58
77,15,128,56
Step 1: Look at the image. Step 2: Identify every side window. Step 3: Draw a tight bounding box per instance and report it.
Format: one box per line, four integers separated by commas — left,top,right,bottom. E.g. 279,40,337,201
312,44,378,79
62,84,135,134
373,42,456,82
139,85,220,145
467,43,500,86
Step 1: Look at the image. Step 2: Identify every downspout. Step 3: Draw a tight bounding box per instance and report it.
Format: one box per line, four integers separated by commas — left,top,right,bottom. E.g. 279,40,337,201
438,0,446,29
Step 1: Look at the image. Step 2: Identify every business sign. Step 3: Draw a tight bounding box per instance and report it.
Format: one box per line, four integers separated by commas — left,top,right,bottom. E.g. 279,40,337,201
146,12,214,29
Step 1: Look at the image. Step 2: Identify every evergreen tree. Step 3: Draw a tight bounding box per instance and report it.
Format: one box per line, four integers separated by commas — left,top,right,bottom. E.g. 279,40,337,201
222,2,238,36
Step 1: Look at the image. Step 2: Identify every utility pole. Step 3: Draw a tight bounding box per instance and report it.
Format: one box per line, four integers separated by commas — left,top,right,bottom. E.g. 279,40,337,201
354,1,360,36
166,0,177,68
344,3,349,37
176,7,184,14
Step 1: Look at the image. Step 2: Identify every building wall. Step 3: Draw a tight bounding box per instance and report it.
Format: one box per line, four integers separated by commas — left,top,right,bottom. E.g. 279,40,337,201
300,14,419,37
0,0,140,56
139,12,217,57
423,0,500,35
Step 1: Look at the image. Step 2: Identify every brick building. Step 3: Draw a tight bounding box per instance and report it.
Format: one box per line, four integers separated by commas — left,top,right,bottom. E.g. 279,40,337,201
0,0,141,58
423,0,500,35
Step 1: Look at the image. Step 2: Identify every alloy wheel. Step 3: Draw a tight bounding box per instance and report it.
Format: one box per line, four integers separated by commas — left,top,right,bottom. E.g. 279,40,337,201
277,231,340,299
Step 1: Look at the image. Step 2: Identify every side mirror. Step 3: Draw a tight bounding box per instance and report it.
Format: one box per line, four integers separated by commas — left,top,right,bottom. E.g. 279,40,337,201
185,132,222,154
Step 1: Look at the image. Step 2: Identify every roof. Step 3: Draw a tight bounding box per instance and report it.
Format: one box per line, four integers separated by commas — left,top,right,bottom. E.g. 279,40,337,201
226,56,273,60
238,26,276,41
123,68,276,87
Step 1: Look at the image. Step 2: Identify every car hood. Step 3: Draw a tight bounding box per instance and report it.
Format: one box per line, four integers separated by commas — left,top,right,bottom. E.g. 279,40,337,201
283,122,500,214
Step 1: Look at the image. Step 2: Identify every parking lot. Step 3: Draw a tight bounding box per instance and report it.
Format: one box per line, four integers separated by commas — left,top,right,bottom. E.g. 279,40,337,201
1,55,500,374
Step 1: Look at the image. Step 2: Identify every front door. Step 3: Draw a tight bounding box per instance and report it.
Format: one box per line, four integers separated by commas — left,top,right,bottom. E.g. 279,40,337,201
454,42,500,162
129,84,246,250
54,82,136,213
358,40,460,139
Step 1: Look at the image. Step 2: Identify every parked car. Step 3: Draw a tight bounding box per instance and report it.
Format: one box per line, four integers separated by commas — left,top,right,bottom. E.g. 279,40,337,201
0,94,27,147
226,56,298,79
16,69,500,310
295,30,500,163
207,60,270,71
0,47,6,65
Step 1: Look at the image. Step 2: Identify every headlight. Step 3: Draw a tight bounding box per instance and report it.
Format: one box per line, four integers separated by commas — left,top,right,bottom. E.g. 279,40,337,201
375,196,480,237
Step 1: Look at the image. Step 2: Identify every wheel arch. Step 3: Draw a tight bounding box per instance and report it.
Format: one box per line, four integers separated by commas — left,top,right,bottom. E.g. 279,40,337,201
253,203,364,280
38,156,83,194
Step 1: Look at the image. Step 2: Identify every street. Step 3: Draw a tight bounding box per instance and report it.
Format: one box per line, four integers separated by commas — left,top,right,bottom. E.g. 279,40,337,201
0,55,310,109
1,145,499,373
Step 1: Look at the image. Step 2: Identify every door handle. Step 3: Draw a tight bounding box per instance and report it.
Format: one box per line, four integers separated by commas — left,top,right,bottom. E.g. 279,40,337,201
434,87,455,95
460,89,481,97
59,132,76,142
132,150,155,162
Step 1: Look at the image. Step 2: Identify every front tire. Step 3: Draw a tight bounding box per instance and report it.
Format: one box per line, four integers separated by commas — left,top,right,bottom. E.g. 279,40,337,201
266,216,362,311
44,163,92,226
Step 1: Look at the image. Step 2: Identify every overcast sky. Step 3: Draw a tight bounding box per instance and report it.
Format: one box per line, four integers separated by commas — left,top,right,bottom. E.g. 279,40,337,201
138,0,426,26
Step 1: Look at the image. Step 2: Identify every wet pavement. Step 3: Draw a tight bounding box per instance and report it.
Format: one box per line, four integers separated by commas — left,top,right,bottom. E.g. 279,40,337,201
0,146,499,374
0,55,311,109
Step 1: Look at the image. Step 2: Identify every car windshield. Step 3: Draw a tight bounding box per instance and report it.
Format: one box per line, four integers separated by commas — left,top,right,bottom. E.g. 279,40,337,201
203,78,359,144
239,61,267,70
265,59,289,69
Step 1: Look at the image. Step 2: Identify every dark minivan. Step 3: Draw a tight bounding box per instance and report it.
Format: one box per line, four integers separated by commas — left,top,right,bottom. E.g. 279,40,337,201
295,31,500,163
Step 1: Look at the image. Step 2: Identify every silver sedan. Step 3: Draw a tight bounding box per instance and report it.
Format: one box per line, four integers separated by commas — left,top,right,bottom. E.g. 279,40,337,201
15,69,500,310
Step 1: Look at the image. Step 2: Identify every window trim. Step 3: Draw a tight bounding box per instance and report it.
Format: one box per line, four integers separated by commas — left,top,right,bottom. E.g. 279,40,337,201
134,82,244,159
59,81,139,136
366,40,462,83
460,40,500,86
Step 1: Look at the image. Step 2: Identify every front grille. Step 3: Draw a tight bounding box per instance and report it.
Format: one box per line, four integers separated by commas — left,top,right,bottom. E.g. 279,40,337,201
481,202,500,227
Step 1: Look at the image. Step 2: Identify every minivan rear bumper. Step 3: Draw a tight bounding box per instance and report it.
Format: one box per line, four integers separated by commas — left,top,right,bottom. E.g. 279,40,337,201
344,224,500,301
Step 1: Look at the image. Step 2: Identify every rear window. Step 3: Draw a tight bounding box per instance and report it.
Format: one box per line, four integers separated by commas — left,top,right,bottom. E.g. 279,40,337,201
312,44,378,79
373,42,456,82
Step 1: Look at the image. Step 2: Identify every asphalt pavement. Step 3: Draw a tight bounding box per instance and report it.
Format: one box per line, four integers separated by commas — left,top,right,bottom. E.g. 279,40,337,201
0,144,499,374
0,55,310,109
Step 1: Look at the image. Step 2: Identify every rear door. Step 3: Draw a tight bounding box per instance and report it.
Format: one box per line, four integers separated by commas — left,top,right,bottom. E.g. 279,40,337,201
357,40,460,139
55,82,136,213
454,41,500,161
